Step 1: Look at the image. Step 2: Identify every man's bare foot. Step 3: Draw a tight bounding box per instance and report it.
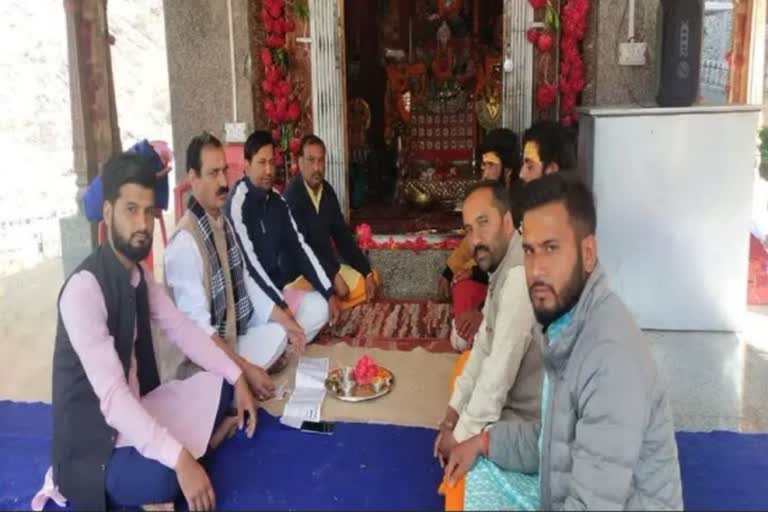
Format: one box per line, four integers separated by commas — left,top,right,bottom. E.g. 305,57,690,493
209,415,240,450
142,503,174,511
268,352,290,375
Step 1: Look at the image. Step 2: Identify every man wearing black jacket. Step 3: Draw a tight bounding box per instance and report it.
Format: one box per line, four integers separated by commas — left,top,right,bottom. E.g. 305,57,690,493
227,131,339,338
283,135,381,309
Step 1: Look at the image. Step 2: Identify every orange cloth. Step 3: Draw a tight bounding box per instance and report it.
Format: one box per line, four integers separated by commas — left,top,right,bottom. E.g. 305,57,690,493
337,269,381,310
288,268,381,311
438,350,471,510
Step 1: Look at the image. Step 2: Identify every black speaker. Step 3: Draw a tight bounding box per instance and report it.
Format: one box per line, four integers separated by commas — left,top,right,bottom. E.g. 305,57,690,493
656,0,704,107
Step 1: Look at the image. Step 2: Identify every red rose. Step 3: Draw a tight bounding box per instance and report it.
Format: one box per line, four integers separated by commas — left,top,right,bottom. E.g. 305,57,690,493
287,101,301,121
528,0,548,9
561,115,574,127
536,31,554,52
262,80,274,93
272,128,281,142
274,151,284,167
277,80,292,98
535,83,558,109
261,8,271,23
526,28,540,44
266,66,282,83
260,48,273,67
263,98,275,114
272,19,285,35
290,162,299,175
289,137,301,154
267,4,282,19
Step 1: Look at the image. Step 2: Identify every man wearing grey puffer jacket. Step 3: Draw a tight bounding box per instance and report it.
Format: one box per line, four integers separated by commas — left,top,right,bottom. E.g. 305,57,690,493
444,174,683,510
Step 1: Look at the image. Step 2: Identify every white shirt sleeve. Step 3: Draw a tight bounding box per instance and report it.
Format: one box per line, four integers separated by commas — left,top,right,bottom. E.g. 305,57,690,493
164,230,217,337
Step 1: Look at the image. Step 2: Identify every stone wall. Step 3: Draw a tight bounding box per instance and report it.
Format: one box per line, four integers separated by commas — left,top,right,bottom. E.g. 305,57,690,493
583,0,661,106
163,0,255,182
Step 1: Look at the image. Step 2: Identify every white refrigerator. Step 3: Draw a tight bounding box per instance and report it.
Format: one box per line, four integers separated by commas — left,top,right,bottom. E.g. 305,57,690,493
577,105,760,331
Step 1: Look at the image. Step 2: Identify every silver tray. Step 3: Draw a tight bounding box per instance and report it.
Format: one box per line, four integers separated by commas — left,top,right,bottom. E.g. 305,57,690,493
325,366,395,402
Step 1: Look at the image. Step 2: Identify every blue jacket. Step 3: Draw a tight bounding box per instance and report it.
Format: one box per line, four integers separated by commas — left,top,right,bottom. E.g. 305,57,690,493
227,177,334,308
282,175,371,281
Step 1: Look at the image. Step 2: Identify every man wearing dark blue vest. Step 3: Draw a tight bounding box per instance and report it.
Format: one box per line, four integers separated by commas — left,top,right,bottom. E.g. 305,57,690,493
38,153,258,511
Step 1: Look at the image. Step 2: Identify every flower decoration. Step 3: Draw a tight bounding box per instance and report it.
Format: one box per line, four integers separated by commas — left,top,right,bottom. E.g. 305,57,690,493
526,0,590,125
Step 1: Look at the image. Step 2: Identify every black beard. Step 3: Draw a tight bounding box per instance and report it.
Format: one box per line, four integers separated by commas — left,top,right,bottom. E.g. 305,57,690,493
531,253,587,330
112,224,152,263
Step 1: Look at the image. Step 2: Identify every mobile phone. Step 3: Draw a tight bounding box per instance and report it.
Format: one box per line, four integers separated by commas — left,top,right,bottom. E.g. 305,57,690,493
300,420,335,435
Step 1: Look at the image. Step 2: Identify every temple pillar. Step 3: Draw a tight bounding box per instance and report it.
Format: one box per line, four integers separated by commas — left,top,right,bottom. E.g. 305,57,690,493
308,0,350,217
502,0,535,134
61,0,121,277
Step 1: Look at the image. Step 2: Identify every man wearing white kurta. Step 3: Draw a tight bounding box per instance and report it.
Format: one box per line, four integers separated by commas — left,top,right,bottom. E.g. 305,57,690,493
165,133,310,378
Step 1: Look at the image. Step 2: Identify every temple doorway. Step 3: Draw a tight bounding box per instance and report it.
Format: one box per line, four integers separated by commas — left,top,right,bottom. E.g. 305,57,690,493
344,0,505,234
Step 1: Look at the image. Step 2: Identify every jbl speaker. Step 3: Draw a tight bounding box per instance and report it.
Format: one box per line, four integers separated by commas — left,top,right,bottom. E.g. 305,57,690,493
656,0,703,107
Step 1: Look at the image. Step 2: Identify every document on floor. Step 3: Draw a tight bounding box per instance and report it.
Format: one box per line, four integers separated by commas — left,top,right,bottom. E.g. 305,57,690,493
280,357,329,429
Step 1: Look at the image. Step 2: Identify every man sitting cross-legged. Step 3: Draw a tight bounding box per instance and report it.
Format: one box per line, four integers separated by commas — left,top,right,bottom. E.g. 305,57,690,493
33,153,258,512
436,181,543,510
227,130,337,352
443,175,683,511
437,129,521,351
165,132,308,394
283,134,381,310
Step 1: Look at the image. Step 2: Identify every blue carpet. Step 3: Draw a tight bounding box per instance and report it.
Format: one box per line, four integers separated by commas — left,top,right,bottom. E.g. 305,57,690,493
1,400,767,510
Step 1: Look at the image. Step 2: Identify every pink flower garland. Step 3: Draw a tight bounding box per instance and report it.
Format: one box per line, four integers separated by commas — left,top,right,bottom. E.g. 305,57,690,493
260,0,301,172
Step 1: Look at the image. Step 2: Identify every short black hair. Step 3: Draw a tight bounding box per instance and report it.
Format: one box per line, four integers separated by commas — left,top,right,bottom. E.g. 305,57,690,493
244,130,273,162
101,152,155,205
465,180,524,229
522,121,576,170
299,134,326,156
478,128,520,173
521,173,596,238
186,131,223,176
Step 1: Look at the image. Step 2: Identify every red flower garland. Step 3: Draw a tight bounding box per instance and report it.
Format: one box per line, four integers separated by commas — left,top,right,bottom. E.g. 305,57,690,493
261,0,301,175
527,0,590,126
355,223,462,252
559,0,589,125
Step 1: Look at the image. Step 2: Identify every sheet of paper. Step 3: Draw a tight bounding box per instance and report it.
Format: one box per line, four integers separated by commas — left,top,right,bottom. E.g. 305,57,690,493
280,356,329,428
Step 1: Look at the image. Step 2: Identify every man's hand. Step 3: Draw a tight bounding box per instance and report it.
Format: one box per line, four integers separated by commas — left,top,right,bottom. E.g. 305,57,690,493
456,309,483,342
328,295,341,327
452,269,471,286
283,317,307,354
234,375,259,438
444,434,485,487
270,307,308,354
437,428,458,462
438,276,451,301
334,272,350,299
176,449,215,511
364,273,379,303
242,362,275,401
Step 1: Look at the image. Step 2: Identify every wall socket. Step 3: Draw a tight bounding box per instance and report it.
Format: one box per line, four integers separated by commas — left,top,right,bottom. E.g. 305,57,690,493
619,42,648,66
224,122,248,143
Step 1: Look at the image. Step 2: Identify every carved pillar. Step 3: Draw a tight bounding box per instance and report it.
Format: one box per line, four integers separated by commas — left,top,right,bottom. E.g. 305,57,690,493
61,0,121,275
308,0,350,217
502,0,534,134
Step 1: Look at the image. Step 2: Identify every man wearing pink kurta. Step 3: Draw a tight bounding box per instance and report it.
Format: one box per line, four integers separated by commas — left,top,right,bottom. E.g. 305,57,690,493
33,152,258,511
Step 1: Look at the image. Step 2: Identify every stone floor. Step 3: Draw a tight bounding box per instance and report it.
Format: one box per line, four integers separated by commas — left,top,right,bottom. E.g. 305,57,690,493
2,248,768,433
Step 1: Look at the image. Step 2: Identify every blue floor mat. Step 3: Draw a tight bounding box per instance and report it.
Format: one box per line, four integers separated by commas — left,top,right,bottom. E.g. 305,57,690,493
1,401,767,510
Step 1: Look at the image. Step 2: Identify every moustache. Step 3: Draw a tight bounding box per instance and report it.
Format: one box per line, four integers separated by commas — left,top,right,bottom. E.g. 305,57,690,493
131,231,152,243
217,186,229,197
473,245,490,258
529,281,556,295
